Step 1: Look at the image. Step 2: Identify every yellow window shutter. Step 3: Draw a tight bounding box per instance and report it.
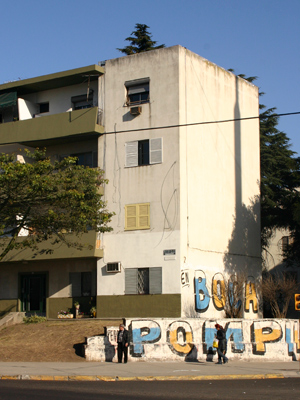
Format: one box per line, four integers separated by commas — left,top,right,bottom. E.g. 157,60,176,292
125,205,137,230
138,203,150,229
125,203,150,230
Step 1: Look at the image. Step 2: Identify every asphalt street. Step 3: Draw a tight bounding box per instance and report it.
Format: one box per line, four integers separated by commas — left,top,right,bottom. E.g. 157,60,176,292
0,378,299,400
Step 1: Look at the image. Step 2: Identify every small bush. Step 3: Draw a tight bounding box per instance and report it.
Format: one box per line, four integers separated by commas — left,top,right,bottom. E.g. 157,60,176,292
23,314,47,324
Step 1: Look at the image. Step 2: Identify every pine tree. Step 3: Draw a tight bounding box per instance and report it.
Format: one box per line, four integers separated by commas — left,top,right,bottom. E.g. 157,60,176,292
117,24,165,55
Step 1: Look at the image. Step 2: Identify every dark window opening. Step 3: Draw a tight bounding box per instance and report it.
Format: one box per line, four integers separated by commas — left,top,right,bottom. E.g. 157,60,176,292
138,140,150,165
71,152,94,168
128,90,149,105
81,272,92,296
69,271,94,297
39,103,49,113
125,79,150,106
137,268,149,294
71,92,93,110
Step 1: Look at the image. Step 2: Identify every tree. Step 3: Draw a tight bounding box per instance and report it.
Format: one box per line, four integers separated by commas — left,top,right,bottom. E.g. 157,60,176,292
262,271,299,318
0,149,113,261
117,23,165,55
260,107,300,251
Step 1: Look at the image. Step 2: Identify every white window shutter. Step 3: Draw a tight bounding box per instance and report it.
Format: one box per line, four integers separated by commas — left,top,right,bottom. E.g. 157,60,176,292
125,141,138,167
150,138,162,164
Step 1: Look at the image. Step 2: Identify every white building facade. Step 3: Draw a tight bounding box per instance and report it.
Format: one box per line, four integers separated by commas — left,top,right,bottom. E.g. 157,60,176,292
97,46,261,319
0,46,261,319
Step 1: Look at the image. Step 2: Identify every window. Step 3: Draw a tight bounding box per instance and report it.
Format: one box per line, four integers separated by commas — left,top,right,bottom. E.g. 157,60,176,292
125,267,162,295
71,92,93,110
125,203,150,231
39,102,49,113
69,271,96,297
125,78,149,105
71,151,97,168
279,235,293,254
60,151,97,168
125,138,162,167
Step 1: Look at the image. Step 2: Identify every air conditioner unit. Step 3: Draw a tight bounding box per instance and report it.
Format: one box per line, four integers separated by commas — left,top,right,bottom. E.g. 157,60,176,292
130,106,142,115
106,262,121,273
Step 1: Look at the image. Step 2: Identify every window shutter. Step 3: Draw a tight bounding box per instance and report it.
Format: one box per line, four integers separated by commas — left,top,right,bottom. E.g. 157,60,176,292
125,205,138,230
150,138,163,164
127,83,149,95
125,141,138,167
149,267,162,294
138,203,150,229
69,273,81,297
125,268,138,294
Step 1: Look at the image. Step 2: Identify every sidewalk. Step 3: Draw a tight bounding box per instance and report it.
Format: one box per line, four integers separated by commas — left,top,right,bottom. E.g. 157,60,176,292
0,361,299,381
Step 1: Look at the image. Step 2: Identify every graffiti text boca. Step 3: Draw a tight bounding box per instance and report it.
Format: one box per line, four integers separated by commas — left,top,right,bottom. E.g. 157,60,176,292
193,270,258,313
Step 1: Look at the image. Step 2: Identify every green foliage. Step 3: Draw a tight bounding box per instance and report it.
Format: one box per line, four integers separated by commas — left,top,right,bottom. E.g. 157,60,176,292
0,149,114,261
117,23,165,55
23,314,47,324
259,107,300,249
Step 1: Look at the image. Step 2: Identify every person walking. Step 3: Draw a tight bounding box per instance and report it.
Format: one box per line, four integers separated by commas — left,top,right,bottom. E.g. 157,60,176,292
215,323,228,364
117,324,129,363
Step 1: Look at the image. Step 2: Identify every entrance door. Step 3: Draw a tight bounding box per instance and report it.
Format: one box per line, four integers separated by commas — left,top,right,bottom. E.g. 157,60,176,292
21,274,46,313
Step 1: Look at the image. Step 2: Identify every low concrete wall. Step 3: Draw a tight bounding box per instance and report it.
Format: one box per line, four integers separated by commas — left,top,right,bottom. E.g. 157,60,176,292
0,312,25,329
0,299,18,318
85,318,300,362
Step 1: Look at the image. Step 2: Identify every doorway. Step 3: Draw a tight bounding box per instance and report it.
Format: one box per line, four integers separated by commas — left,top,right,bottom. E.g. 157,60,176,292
20,274,46,313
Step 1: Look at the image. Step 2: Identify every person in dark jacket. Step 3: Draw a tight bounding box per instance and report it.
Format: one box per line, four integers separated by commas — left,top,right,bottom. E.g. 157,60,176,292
117,324,129,363
215,324,228,364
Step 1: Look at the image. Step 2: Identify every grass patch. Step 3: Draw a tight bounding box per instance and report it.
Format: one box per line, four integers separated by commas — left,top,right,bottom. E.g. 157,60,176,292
23,314,47,324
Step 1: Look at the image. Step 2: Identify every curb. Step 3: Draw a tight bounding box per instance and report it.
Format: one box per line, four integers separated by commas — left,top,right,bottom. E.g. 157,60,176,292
0,374,286,381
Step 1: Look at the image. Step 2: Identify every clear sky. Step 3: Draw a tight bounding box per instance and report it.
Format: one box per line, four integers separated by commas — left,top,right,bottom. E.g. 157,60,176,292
1,0,299,154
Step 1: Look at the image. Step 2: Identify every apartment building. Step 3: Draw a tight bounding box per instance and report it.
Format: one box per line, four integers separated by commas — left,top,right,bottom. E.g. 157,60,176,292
0,46,261,319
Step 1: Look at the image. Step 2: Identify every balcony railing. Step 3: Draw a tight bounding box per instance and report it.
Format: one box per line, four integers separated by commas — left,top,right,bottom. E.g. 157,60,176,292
0,231,103,262
0,107,104,146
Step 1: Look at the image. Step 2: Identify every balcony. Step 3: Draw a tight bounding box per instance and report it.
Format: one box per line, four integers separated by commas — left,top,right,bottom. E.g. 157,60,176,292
0,231,103,263
0,107,104,147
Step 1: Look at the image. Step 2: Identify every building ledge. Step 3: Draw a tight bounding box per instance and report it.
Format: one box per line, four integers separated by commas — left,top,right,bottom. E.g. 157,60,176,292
0,231,103,263
0,107,104,146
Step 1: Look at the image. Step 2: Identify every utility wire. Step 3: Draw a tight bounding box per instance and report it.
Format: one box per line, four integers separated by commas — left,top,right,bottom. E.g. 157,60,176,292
103,111,300,135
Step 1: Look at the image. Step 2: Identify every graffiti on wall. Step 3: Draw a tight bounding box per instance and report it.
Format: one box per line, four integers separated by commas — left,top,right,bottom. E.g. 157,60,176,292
182,269,259,314
127,318,300,360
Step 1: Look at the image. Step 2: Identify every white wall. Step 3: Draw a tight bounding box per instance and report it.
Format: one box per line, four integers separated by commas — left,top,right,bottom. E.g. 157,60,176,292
177,47,261,318
85,318,300,362
96,46,261,316
21,81,98,116
98,47,182,296
18,98,38,120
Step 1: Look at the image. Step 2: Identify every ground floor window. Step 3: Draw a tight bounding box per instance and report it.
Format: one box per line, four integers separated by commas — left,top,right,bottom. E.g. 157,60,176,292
20,273,46,313
125,267,162,295
69,271,96,297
